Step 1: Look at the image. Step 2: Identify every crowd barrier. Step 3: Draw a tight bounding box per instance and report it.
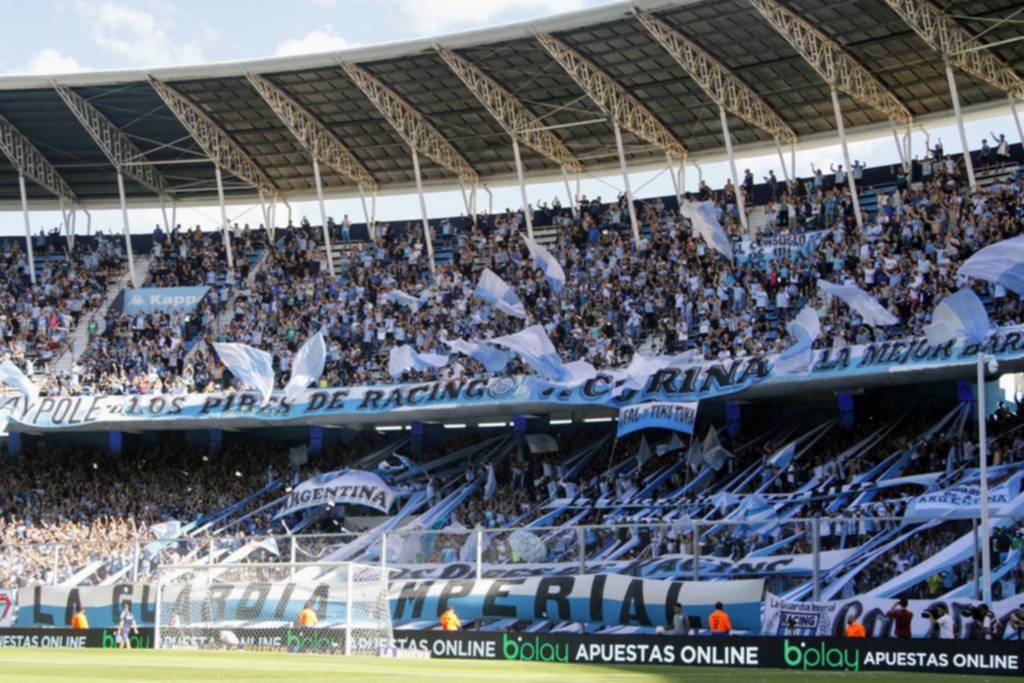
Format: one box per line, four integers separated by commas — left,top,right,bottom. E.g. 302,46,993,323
0,627,1019,676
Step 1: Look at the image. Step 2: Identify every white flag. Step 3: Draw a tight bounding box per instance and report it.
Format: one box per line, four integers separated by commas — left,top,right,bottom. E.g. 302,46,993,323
388,345,449,379
475,268,527,318
924,289,990,346
680,200,733,261
774,306,820,374
523,235,566,294
212,342,276,406
817,279,898,327
488,325,564,380
484,463,497,500
284,332,326,404
443,338,511,373
387,288,428,313
958,234,1024,295
0,360,39,405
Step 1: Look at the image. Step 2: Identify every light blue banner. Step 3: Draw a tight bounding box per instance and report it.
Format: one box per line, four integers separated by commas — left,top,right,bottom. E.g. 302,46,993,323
617,401,698,437
123,287,210,315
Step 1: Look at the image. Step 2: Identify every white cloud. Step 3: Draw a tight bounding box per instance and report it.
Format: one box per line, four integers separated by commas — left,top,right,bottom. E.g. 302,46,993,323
74,1,204,67
24,48,83,75
275,26,356,57
387,0,587,34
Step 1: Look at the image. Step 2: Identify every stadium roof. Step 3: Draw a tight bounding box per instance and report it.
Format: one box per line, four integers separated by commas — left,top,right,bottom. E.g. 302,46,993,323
0,0,1022,211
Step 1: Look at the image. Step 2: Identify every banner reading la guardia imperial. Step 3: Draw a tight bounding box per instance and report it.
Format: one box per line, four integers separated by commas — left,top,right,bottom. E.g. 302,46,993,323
6,324,1024,433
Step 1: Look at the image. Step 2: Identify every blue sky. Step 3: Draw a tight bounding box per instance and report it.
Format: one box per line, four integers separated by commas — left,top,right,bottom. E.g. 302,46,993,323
0,0,1019,236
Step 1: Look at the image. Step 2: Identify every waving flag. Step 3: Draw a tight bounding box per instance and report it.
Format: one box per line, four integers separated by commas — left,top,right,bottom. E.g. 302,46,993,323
484,463,497,501
924,289,990,346
388,345,449,379
388,289,429,312
680,200,733,261
958,234,1024,295
284,332,326,404
774,306,821,374
0,360,39,406
523,235,566,294
475,268,527,318
443,338,511,374
213,342,276,406
817,279,898,327
488,325,564,380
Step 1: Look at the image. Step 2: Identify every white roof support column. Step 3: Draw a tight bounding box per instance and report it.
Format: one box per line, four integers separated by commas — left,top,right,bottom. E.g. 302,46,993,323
830,88,865,232
411,148,436,279
719,107,748,232
18,174,35,284
116,170,138,288
1011,96,1024,146
774,140,791,184
944,60,977,191
511,135,534,239
882,0,1024,99
667,153,683,211
613,122,641,245
435,45,584,233
561,167,578,220
341,61,480,278
311,156,335,277
0,113,79,276
537,33,688,172
214,166,235,273
635,7,797,201
149,77,280,274
750,0,912,227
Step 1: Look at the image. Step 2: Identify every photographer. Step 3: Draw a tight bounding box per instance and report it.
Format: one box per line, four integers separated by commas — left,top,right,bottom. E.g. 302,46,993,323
926,605,954,639
1009,604,1024,641
886,598,913,638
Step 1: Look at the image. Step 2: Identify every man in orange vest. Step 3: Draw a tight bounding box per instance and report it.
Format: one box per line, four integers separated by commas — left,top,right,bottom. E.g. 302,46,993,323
845,614,867,638
440,606,461,632
298,601,319,627
708,602,732,635
70,607,89,630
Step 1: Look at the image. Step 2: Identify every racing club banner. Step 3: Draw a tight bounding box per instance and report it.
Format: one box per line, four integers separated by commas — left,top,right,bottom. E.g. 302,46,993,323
122,286,210,315
617,401,698,437
6,324,1024,433
733,230,829,264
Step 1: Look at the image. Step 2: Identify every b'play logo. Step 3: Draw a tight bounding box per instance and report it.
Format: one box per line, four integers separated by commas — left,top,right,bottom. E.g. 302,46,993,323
502,634,568,663
784,640,860,671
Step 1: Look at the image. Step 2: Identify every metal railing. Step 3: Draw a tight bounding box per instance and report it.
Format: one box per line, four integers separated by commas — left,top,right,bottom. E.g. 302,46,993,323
4,514,1017,601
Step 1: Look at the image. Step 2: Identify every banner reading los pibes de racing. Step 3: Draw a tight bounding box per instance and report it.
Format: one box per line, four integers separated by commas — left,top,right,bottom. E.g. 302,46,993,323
16,575,764,631
6,324,1024,433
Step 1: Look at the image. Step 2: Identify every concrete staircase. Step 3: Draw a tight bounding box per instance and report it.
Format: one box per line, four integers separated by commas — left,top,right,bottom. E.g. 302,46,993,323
50,253,151,377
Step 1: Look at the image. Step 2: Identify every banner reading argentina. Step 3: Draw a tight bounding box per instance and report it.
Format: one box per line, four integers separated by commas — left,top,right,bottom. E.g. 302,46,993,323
276,469,396,518
123,286,210,315
617,400,699,437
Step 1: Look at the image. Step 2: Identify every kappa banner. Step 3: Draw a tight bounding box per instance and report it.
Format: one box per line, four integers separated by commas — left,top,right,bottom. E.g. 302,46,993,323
733,230,830,264
122,286,210,315
904,472,1024,520
7,324,1024,433
762,591,1024,639
617,401,698,437
16,575,764,631
277,469,395,517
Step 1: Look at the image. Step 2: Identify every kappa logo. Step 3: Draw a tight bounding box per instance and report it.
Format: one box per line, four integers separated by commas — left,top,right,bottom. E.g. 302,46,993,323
128,295,144,306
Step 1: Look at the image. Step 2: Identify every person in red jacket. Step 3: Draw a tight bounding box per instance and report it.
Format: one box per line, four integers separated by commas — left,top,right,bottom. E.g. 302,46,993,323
886,599,913,638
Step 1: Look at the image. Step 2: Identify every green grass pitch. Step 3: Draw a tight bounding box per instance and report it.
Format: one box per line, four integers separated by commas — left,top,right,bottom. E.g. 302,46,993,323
0,649,1007,682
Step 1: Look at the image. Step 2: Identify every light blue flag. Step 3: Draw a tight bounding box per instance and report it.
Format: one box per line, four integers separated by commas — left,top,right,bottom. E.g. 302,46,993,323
488,325,564,380
958,234,1024,295
523,235,566,294
284,332,326,404
443,338,511,374
475,268,527,319
924,289,990,346
212,342,276,406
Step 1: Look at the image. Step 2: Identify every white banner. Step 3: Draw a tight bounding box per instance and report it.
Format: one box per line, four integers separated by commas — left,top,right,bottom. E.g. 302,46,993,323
617,400,699,437
277,469,396,517
904,472,1024,520
763,591,1024,639
733,230,829,263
